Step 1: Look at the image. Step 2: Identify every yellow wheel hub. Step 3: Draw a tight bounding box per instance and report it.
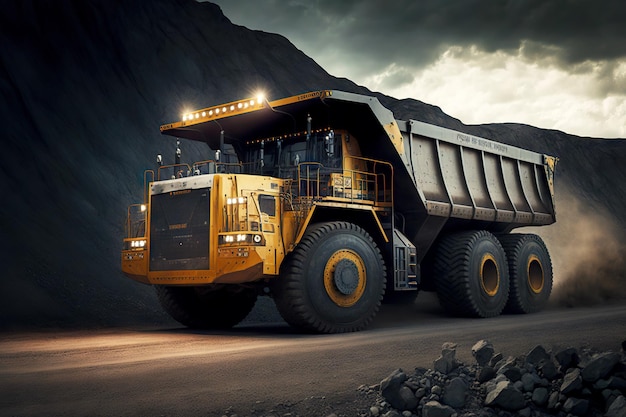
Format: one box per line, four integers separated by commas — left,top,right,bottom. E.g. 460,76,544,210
480,253,500,297
323,249,366,307
527,255,544,294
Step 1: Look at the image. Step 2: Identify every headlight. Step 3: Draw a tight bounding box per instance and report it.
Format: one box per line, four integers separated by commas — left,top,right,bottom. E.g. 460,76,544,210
226,197,247,205
126,239,147,250
219,234,265,246
131,240,146,248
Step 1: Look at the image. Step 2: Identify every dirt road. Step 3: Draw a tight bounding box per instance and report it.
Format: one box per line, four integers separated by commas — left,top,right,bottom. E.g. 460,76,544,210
1,295,625,417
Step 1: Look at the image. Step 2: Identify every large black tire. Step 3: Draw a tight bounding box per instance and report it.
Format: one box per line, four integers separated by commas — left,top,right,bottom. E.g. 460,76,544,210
432,230,510,318
155,285,257,329
272,222,386,333
498,233,553,314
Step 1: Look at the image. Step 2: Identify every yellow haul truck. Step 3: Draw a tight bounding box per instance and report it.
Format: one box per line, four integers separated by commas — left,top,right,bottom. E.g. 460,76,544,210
122,90,557,333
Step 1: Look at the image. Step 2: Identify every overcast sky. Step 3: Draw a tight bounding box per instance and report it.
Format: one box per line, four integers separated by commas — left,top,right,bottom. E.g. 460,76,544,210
209,0,625,138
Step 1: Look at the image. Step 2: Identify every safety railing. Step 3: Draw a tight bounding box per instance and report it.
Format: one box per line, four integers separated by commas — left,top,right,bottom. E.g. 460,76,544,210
125,203,147,239
287,156,393,206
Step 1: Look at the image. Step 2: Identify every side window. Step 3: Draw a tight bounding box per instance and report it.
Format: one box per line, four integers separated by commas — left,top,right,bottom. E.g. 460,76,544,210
259,194,276,217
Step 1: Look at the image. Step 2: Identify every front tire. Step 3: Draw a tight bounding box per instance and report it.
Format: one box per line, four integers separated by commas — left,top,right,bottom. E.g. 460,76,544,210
273,222,386,333
155,285,257,329
498,233,553,314
432,230,509,318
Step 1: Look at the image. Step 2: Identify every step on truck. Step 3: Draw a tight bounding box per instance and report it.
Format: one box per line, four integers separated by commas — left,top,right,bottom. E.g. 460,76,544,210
122,90,557,333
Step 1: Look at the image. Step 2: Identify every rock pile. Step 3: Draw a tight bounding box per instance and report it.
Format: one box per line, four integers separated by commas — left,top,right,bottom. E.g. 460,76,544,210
367,340,626,417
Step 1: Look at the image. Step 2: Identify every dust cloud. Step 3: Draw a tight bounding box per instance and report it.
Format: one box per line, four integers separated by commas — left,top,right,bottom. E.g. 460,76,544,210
526,187,626,308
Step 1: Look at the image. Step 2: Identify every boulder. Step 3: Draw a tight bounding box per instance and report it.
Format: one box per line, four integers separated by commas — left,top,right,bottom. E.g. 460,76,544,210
477,366,496,383
562,397,589,416
442,377,467,408
560,368,583,394
606,395,626,417
380,369,417,411
433,342,460,374
526,345,551,365
531,387,549,406
555,347,580,371
484,380,526,411
538,359,559,380
521,372,536,392
581,352,621,382
422,401,455,417
471,340,494,366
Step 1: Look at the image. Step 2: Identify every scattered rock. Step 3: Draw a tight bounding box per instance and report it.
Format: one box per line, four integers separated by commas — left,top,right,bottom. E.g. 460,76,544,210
433,342,460,374
560,368,583,394
520,372,535,392
471,340,494,366
555,347,580,371
380,369,417,411
526,345,551,365
477,366,495,383
538,358,559,380
532,386,549,405
606,395,626,417
364,341,626,417
581,351,621,382
562,397,589,415
422,400,455,417
484,380,526,410
442,377,466,408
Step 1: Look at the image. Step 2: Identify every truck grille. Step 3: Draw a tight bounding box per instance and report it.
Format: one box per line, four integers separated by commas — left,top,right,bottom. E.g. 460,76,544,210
150,188,210,271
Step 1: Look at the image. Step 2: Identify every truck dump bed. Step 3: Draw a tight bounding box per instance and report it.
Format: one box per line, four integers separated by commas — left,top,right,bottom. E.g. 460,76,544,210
394,119,557,259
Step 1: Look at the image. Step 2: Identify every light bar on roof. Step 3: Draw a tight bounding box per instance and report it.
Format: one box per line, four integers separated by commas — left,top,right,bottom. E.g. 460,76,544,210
180,95,266,124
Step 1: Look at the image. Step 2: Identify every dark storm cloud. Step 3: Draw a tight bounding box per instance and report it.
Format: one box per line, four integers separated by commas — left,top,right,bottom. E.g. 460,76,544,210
211,0,626,73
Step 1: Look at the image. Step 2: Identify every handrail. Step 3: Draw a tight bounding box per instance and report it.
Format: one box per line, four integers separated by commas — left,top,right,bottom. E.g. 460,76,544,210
296,162,323,198
143,170,154,204
125,203,147,239
157,163,192,180
342,156,394,204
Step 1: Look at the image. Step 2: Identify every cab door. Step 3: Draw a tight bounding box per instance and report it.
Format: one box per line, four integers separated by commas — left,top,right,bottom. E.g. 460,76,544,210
256,193,283,275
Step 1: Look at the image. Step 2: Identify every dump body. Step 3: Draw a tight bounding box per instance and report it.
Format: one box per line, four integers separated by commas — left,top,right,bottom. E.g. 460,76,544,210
392,119,556,260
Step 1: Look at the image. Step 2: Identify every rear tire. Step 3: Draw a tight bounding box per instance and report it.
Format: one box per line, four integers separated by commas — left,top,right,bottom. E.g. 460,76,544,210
155,285,257,329
498,233,553,314
273,222,386,333
432,230,509,318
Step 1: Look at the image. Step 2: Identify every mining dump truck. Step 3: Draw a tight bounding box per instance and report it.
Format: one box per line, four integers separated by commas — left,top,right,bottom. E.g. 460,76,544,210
122,90,557,333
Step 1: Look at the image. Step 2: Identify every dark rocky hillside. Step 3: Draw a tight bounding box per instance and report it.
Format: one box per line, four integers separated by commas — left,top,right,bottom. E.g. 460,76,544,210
1,0,624,329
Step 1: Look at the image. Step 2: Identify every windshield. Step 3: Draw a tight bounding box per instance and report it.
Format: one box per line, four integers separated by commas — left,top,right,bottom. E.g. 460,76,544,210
242,131,342,178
